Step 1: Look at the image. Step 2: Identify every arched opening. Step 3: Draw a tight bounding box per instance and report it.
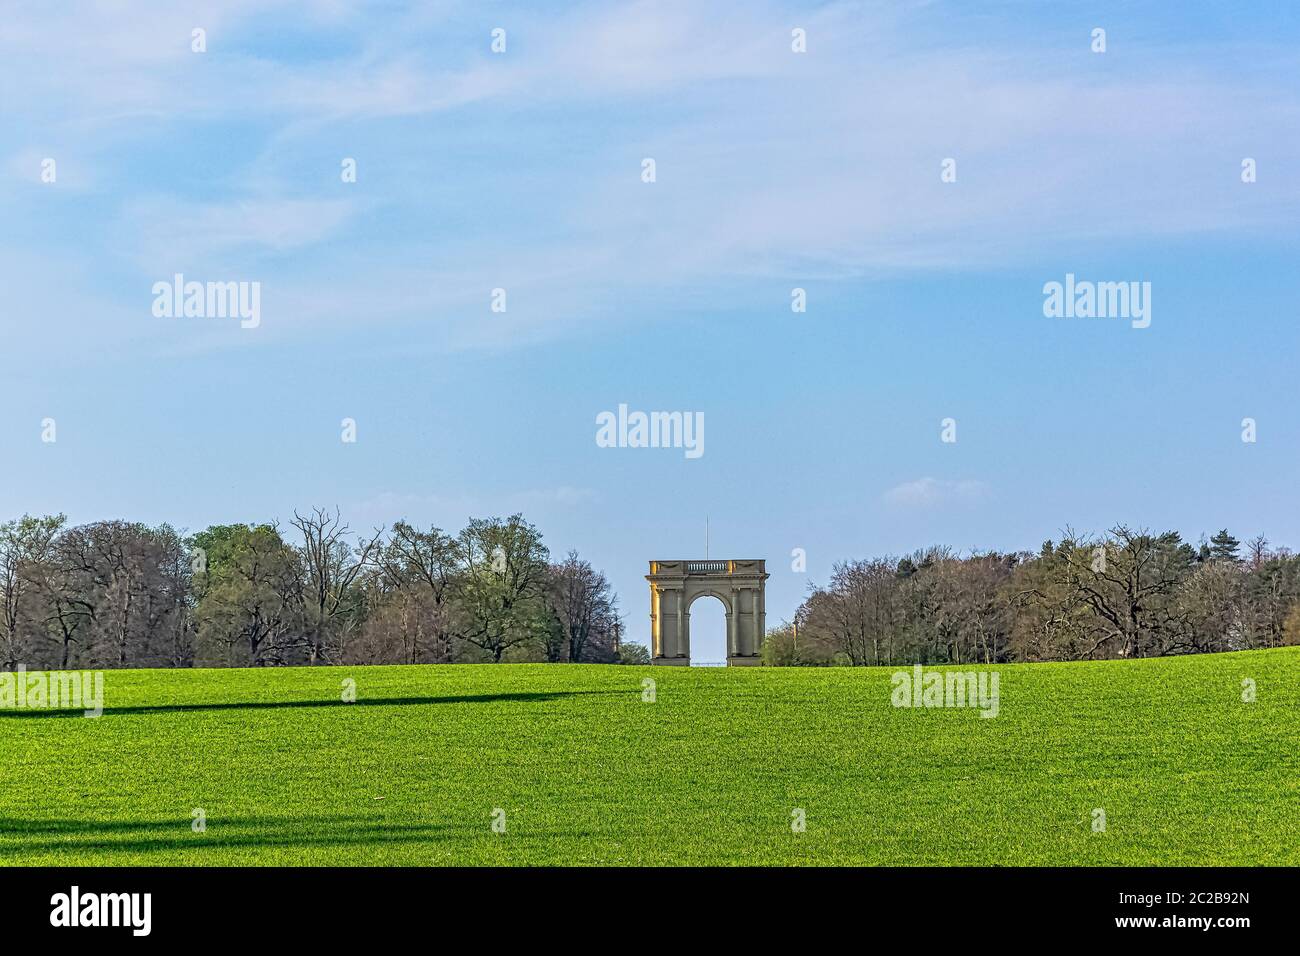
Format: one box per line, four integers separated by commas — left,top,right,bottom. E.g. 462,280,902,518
647,560,768,666
688,593,728,666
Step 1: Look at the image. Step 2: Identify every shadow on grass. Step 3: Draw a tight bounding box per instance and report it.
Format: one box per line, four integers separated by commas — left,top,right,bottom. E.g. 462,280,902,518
0,689,620,719
0,813,593,857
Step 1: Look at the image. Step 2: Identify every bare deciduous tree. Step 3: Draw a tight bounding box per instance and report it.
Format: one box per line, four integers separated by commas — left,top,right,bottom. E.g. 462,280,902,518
291,508,383,665
546,551,621,663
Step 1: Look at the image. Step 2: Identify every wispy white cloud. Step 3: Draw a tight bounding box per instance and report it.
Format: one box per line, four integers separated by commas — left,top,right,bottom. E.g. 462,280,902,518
4,0,1299,363
118,197,361,266
882,478,989,510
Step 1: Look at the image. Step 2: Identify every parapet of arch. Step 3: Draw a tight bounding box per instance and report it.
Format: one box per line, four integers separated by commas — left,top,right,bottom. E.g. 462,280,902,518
645,560,768,666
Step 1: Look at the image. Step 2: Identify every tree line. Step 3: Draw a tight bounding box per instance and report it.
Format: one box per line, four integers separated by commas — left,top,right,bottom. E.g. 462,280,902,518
771,528,1300,666
0,510,640,671
6,514,1296,672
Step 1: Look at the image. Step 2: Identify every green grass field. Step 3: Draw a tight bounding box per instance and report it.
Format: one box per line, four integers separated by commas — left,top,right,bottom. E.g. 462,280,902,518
2,648,1297,866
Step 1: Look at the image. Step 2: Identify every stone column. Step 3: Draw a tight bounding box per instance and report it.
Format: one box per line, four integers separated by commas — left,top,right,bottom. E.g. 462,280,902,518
680,602,690,659
743,588,755,656
726,595,737,657
649,585,660,658
675,590,684,659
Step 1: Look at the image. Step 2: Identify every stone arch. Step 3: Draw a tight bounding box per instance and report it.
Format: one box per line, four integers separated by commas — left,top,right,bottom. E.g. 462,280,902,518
646,560,768,666
684,590,732,664
686,589,733,614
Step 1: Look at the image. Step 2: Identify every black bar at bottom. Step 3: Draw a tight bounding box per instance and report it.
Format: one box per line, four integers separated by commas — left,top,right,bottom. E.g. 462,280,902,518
0,866,1284,941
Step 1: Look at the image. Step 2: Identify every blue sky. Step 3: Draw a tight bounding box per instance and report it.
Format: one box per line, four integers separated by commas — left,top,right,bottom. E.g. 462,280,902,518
2,1,1299,656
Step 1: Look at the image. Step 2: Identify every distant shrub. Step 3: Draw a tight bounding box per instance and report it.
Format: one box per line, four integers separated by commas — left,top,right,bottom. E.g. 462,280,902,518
618,642,651,665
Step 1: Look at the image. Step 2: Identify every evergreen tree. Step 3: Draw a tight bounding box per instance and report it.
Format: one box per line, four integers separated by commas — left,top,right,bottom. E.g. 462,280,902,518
1209,529,1241,563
